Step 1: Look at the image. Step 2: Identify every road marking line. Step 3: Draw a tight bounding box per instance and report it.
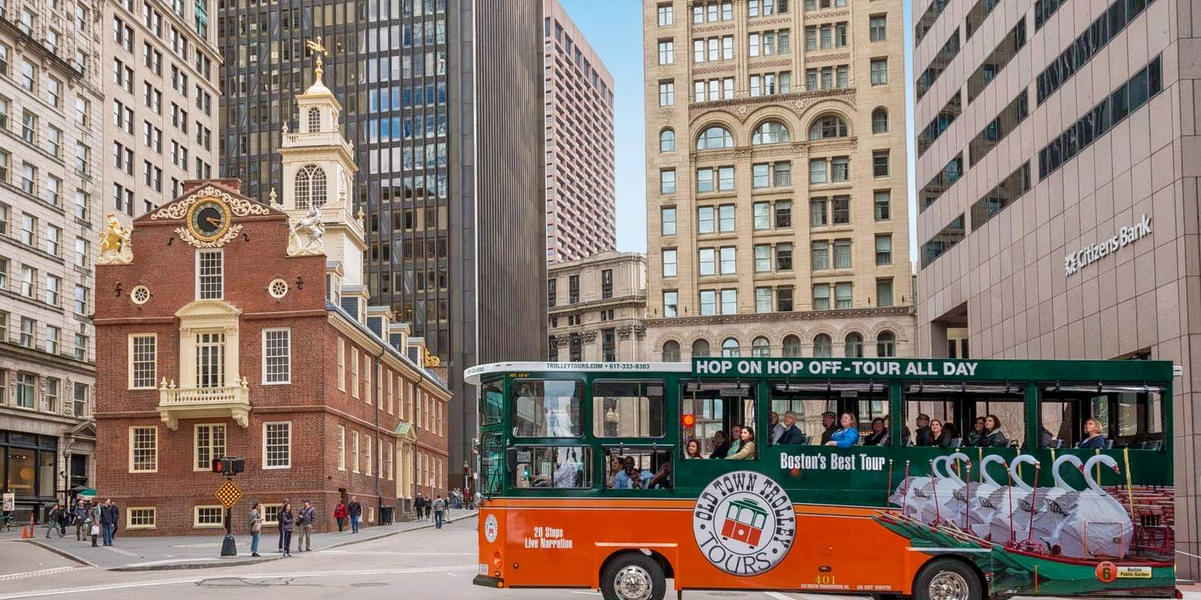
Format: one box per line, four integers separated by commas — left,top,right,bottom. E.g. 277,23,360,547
0,565,478,600
0,567,89,583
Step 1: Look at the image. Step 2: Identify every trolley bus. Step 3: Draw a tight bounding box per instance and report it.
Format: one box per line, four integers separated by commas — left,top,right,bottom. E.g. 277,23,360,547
467,358,1175,600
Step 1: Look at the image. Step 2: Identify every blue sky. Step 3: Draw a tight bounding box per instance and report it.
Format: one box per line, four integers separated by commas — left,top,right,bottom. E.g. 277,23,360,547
559,0,918,260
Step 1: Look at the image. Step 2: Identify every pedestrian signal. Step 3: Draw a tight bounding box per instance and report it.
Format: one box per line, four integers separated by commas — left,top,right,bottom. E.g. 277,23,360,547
211,457,245,474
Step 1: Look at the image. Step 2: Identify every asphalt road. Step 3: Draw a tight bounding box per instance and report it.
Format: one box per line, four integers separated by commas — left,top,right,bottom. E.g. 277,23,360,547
0,518,1197,600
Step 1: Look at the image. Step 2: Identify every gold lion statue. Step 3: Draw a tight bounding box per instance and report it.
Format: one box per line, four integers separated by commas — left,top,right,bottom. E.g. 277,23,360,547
98,213,133,264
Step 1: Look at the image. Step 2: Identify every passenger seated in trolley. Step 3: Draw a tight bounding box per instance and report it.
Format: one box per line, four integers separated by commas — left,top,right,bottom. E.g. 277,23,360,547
1078,418,1108,449
727,426,757,460
824,412,860,448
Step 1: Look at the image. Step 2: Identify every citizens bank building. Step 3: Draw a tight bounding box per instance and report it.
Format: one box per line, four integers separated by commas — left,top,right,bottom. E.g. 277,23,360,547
911,0,1201,576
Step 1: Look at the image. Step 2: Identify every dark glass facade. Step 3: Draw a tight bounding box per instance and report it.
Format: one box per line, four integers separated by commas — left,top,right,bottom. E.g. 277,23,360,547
218,0,546,486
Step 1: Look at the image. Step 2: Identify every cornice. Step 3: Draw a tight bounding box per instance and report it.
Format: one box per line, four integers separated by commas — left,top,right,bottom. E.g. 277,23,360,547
644,305,914,328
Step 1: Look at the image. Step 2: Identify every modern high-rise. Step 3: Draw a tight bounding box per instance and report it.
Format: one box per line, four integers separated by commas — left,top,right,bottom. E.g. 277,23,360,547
642,0,914,364
912,0,1201,575
0,0,104,520
105,0,220,225
543,0,616,263
218,0,546,488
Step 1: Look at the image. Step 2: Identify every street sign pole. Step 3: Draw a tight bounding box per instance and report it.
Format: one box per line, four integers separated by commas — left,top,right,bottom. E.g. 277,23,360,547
220,473,237,557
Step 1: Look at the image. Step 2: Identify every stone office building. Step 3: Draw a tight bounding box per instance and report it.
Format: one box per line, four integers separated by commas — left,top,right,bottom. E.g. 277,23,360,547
547,252,647,362
912,0,1201,576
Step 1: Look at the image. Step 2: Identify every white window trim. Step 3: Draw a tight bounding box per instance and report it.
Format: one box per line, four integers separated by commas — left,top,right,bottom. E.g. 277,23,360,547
195,248,223,300
126,506,157,530
261,327,291,385
262,421,291,469
352,430,360,474
336,338,346,391
193,423,226,472
193,505,224,528
262,503,282,524
129,425,157,473
337,425,346,471
127,333,157,390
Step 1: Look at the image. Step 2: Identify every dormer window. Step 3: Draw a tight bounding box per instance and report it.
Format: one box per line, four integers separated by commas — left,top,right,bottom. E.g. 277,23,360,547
307,107,320,132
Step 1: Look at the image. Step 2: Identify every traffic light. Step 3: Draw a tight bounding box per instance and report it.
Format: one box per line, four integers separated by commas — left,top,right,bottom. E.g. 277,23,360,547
211,457,245,474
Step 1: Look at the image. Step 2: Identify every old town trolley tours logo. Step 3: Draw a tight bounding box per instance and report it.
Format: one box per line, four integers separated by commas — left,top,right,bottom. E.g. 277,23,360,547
692,470,795,576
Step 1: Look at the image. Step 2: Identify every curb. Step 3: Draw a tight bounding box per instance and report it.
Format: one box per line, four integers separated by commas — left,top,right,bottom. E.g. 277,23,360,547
20,539,98,569
79,511,479,572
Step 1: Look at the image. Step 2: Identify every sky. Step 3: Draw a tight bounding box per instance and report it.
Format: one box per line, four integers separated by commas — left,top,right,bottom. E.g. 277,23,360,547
559,0,919,262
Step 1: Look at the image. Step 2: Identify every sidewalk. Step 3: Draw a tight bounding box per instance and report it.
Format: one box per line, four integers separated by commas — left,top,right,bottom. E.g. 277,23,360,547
7,511,477,572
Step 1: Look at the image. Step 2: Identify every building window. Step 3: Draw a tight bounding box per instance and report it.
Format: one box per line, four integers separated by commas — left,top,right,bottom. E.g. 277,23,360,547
307,107,320,132
813,334,832,357
776,286,794,311
263,329,291,384
752,121,790,145
872,108,889,133
808,115,847,140
783,335,801,357
877,331,896,357
657,4,673,26
874,191,891,221
869,14,887,40
196,333,225,388
658,80,675,106
877,278,894,307
835,282,853,309
194,424,226,471
661,207,676,235
659,129,675,152
875,235,892,265
601,269,613,299
15,372,35,408
73,383,88,417
811,241,829,271
873,150,890,177
755,244,772,273
127,507,156,529
662,249,677,277
657,40,674,65
776,243,793,271
196,249,223,299
845,333,864,358
602,328,616,361
755,287,772,312
194,506,224,527
130,334,157,389
264,422,291,468
660,169,676,194
569,275,580,303
696,126,734,150
294,164,327,210
663,291,678,317
720,289,737,314
662,341,680,362
692,339,711,358
130,426,157,472
699,290,717,316
813,284,830,311
870,58,888,85
721,338,740,357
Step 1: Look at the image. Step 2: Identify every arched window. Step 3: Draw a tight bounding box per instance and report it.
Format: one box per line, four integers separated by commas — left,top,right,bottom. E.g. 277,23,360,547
307,107,321,132
808,115,848,140
845,332,864,358
782,335,801,357
660,128,676,152
721,337,740,357
663,340,681,362
876,331,896,357
872,108,889,133
294,164,328,210
692,339,710,358
696,125,734,150
752,120,791,145
752,336,771,357
813,334,832,357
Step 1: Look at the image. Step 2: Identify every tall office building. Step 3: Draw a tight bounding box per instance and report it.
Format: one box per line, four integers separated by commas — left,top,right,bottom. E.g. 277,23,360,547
543,0,616,263
912,0,1201,575
642,0,913,364
218,0,546,487
0,0,104,519
105,0,220,225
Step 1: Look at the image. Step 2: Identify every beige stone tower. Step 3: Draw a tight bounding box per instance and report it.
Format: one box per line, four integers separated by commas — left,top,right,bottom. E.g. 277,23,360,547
641,0,914,361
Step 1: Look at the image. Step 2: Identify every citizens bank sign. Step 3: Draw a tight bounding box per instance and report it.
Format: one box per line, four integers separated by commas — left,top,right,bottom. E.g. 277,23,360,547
1064,214,1151,277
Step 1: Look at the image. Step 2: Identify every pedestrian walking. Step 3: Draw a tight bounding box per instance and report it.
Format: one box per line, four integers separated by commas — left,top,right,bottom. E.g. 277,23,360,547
277,497,289,553
433,495,445,529
248,502,263,557
278,502,294,557
99,499,119,546
73,500,88,541
334,500,348,532
88,501,101,547
297,500,315,552
348,496,362,533
44,503,64,538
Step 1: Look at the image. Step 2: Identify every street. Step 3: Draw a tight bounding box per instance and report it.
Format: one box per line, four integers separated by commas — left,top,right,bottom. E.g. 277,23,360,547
0,517,1197,600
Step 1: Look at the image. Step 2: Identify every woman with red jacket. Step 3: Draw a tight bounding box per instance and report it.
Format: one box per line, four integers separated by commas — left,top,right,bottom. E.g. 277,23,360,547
333,501,349,532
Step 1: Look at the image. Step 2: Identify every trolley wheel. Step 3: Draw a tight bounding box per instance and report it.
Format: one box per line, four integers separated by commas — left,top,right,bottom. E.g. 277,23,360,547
872,594,910,600
601,552,666,600
913,558,983,600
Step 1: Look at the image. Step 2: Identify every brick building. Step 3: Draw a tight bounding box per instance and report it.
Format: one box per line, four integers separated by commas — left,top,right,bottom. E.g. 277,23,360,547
92,65,450,535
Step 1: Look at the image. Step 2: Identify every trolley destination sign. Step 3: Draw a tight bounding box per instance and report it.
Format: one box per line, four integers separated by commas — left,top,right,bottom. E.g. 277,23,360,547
690,357,1173,382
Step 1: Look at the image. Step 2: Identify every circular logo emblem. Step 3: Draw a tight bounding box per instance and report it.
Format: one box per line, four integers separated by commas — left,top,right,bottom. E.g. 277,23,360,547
484,514,498,543
693,471,795,577
1096,561,1117,583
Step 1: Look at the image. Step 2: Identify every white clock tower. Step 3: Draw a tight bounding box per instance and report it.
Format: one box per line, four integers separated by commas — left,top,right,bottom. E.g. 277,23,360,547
278,39,365,292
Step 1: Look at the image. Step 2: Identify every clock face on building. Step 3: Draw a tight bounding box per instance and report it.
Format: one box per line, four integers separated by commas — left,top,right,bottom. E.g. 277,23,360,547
187,197,231,241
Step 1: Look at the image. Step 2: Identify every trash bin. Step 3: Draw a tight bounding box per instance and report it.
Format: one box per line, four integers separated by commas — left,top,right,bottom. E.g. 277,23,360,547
381,506,393,525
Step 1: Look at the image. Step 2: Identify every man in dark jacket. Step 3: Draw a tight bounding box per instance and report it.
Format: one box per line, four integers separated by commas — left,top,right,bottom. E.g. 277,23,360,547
277,497,289,552
296,500,316,551
913,414,934,446
777,412,807,445
99,499,119,546
348,496,362,533
819,412,838,445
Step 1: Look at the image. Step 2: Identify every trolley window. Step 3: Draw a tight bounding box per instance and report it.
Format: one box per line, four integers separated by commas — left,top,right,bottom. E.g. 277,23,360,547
1040,384,1165,449
512,379,583,438
592,380,666,438
480,377,504,427
769,382,886,445
511,446,593,489
680,381,755,458
902,383,1025,448
603,447,673,490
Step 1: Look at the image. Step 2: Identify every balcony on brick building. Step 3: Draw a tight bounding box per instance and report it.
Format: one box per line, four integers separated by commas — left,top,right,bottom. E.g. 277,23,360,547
157,378,251,430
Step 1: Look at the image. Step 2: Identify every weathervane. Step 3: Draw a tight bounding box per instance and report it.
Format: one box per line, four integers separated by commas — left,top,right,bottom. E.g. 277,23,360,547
306,36,328,82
